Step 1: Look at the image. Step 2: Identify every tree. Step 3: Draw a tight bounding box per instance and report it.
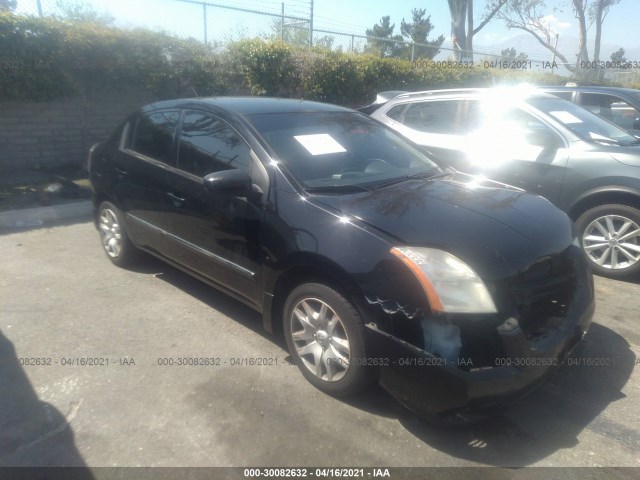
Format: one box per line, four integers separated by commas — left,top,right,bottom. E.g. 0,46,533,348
501,47,528,61
270,17,310,47
0,0,17,12
447,0,509,61
400,8,445,60
572,1,590,66
499,47,529,67
55,0,114,24
315,35,336,51
495,0,575,71
496,0,621,73
610,47,627,63
589,0,621,64
365,16,404,58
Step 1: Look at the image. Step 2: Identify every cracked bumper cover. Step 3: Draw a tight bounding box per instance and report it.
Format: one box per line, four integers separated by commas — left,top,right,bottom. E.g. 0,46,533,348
365,266,595,418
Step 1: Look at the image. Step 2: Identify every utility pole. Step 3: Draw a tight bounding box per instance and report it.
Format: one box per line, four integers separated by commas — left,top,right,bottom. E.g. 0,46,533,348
36,0,43,16
309,0,314,48
203,3,208,46
551,33,559,74
281,3,285,43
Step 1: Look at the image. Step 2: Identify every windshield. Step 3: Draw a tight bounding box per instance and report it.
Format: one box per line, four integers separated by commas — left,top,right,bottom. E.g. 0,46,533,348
528,96,638,146
247,111,442,190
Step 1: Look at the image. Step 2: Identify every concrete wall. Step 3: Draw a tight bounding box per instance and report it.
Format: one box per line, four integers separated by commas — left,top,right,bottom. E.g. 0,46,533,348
0,90,156,168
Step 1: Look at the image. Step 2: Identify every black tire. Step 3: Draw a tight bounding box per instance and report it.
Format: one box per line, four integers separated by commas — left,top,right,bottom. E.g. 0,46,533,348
97,201,138,267
283,283,375,397
576,204,640,279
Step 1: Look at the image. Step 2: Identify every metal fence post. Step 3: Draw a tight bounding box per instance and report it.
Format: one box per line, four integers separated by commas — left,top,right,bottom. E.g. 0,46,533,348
203,3,208,46
309,0,313,48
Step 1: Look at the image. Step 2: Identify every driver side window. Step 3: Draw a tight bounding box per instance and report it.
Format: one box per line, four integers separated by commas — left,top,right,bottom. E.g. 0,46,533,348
177,111,252,178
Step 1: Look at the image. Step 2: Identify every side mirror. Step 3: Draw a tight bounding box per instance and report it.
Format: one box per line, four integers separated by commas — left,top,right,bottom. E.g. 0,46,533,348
204,169,252,196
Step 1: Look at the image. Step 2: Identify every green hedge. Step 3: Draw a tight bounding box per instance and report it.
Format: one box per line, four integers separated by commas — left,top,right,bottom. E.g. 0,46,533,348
0,12,235,101
0,13,577,105
227,39,570,107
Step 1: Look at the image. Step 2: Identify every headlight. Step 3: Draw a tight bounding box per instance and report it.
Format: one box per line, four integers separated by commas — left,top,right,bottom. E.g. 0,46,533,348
390,247,497,314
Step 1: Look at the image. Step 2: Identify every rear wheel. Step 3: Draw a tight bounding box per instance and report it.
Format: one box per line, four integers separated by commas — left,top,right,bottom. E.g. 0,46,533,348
576,204,640,279
283,283,374,397
97,201,138,267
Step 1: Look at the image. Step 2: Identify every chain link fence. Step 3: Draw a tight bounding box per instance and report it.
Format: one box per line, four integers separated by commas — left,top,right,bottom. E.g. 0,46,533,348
11,0,639,84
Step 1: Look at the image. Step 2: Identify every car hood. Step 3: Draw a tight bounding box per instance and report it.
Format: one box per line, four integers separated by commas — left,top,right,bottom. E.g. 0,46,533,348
309,172,574,280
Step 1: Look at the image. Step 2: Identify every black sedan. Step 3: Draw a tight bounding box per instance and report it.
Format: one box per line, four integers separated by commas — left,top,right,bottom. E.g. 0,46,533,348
88,97,594,422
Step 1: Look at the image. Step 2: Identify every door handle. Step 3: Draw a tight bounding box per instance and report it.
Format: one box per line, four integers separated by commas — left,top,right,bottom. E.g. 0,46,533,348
167,192,185,207
115,167,128,176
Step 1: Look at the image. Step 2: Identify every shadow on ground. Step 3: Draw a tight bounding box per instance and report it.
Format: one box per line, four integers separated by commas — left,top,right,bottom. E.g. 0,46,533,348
0,330,93,475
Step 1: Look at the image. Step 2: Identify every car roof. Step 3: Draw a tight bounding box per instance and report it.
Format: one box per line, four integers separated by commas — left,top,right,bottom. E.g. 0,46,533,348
542,85,640,95
387,87,557,101
141,96,354,115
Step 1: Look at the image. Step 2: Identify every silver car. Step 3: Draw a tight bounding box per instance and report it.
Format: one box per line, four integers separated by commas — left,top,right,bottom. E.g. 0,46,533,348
366,87,640,279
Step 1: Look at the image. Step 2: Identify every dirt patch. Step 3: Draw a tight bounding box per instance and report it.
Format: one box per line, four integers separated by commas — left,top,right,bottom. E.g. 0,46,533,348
0,165,91,212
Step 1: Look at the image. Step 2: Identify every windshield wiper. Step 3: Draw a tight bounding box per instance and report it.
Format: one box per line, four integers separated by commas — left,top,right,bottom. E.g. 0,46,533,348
304,184,371,194
591,137,622,146
371,170,449,190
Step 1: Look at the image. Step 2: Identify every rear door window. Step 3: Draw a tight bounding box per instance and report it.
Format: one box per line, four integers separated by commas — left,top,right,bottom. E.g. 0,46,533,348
402,100,465,134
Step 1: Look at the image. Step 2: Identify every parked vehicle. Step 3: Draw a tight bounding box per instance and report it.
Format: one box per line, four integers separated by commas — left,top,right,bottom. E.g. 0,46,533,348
89,97,594,423
543,85,640,136
367,87,640,279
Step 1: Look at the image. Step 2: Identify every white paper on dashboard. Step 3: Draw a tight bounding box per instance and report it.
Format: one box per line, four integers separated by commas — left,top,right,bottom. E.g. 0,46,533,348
549,111,583,124
294,134,347,156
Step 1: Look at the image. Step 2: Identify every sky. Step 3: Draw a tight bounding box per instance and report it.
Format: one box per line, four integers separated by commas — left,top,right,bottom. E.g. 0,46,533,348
14,0,640,58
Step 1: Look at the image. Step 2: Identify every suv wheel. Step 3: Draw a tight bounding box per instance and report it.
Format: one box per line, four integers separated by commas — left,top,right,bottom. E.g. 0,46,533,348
97,201,138,267
283,283,375,397
576,204,640,278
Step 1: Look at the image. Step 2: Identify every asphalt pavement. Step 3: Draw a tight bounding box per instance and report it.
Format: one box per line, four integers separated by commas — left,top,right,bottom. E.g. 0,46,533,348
1,219,639,475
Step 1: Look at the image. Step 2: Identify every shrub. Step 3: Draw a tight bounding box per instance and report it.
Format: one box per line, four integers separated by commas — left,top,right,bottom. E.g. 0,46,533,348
0,12,234,101
1,13,572,105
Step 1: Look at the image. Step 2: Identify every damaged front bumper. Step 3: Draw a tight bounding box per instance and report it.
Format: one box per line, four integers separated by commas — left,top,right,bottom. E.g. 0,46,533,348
365,257,595,419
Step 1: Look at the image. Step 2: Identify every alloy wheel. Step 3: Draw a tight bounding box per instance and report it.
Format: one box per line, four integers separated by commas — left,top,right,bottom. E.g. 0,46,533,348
582,214,640,270
99,208,123,259
290,298,351,382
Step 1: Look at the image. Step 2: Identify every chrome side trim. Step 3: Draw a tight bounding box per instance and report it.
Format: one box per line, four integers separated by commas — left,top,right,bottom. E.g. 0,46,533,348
126,213,256,279
166,233,256,279
126,213,163,232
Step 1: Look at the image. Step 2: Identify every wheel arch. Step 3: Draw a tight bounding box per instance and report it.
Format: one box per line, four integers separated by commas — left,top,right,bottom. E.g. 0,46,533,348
264,254,368,336
567,187,640,221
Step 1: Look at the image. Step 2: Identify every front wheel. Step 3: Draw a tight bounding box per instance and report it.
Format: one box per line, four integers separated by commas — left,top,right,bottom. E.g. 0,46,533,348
576,204,640,279
283,283,375,397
